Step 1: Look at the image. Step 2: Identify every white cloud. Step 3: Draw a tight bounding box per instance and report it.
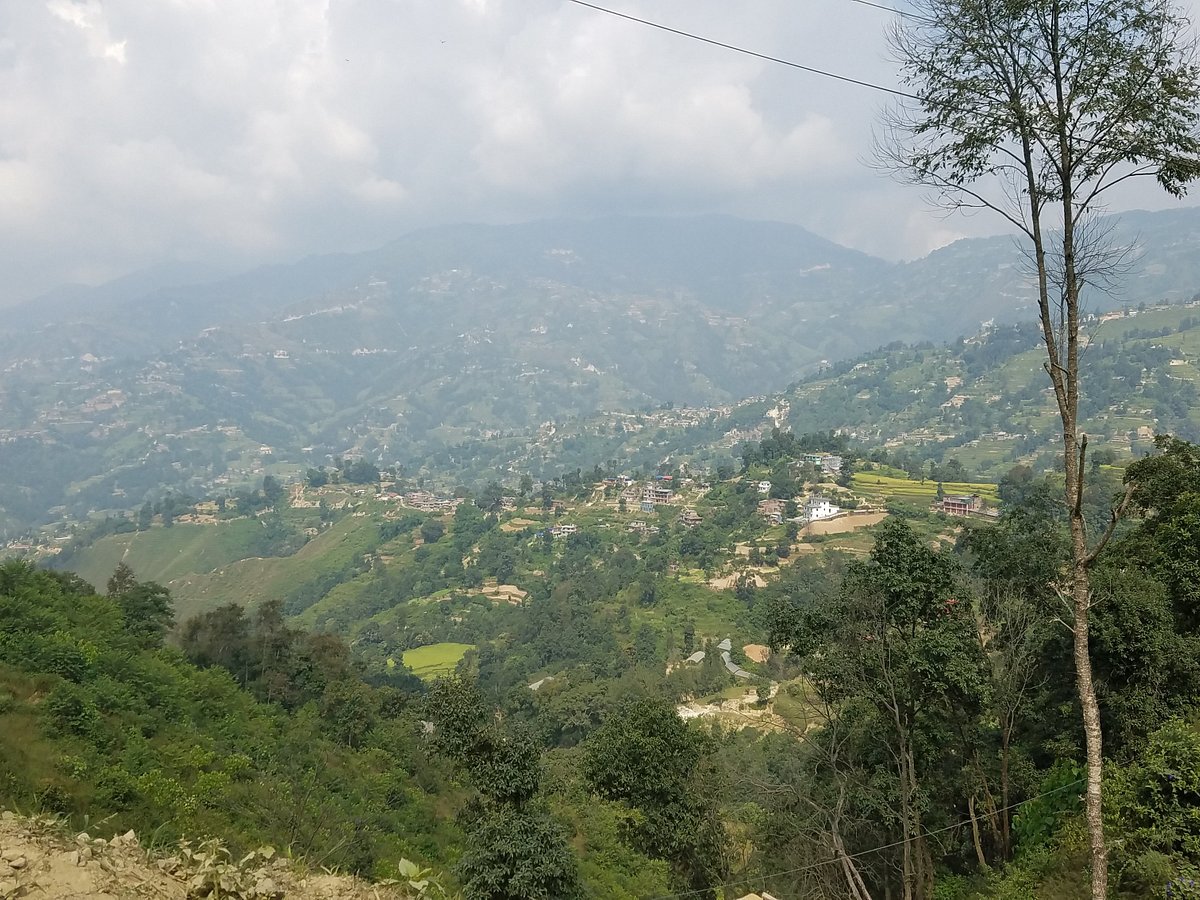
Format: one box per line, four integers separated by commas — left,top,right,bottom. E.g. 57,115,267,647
1,0,1198,302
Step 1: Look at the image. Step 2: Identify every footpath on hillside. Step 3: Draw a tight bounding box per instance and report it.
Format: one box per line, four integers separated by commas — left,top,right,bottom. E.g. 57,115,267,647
0,810,411,899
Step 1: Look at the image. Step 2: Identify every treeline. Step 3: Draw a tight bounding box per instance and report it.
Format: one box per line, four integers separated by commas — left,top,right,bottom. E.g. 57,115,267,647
10,437,1200,898
0,519,686,896
0,561,464,878
740,428,851,470
758,436,1200,899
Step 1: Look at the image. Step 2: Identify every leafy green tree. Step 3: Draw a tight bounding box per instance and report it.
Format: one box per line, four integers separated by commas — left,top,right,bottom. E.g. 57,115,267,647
637,578,657,608
105,564,174,648
1107,719,1200,894
106,562,137,597
1125,436,1200,625
886,3,1200,892
773,518,986,899
455,803,582,900
426,677,581,900
582,697,728,897
262,474,285,506
180,602,253,680
341,459,380,484
319,678,377,748
117,582,175,648
420,518,446,545
476,481,505,513
735,574,757,606
633,624,659,668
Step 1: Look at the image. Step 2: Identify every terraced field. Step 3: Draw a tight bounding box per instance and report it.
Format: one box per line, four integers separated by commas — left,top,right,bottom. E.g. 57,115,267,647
852,472,1000,505
400,642,475,680
64,518,291,591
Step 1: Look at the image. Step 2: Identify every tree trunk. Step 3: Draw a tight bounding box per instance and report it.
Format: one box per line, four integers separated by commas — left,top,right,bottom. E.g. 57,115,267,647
833,829,874,900
969,796,987,870
1058,157,1109,900
832,785,875,900
1072,542,1107,899
900,743,928,900
898,768,915,900
999,724,1012,860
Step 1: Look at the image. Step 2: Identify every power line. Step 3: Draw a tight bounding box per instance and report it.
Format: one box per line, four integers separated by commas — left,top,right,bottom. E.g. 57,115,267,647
845,0,923,17
561,0,1185,168
562,0,921,101
645,778,1085,900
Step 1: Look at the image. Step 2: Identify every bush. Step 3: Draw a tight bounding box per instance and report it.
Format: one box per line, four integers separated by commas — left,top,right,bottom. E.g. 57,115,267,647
1108,719,1200,894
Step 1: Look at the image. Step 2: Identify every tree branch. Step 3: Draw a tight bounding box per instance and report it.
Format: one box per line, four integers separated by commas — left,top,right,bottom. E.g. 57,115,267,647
1083,479,1137,568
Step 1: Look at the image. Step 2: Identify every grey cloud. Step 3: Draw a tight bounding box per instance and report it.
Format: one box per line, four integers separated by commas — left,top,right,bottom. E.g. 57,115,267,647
2,0,1198,304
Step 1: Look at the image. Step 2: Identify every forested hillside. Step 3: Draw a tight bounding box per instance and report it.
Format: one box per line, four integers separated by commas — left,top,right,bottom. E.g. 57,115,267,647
5,437,1200,898
4,210,1200,536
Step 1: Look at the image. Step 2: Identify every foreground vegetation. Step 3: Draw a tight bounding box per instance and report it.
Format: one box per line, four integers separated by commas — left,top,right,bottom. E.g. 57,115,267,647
3,436,1200,898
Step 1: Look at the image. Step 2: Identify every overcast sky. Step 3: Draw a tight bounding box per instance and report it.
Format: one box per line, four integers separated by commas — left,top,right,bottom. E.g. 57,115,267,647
3,0,1199,306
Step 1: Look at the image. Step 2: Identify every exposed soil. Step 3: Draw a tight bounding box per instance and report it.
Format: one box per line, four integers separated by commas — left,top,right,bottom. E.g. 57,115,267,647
0,810,409,899
803,511,888,536
707,572,767,591
676,685,789,732
742,644,771,664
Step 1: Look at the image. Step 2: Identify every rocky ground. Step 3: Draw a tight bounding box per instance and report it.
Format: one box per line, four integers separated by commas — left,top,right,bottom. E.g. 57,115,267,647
0,810,412,899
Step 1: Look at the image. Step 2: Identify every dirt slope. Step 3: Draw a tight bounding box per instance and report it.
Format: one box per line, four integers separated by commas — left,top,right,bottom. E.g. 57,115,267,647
0,810,410,899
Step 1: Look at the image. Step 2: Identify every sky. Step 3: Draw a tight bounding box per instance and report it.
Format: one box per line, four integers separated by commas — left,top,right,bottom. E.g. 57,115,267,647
3,0,1200,306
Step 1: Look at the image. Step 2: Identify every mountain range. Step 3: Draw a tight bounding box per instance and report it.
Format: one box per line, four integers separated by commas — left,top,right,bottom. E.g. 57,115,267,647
3,208,1200,534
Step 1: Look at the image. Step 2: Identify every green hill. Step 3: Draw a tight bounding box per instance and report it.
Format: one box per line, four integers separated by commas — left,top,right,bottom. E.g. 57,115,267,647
5,210,1200,534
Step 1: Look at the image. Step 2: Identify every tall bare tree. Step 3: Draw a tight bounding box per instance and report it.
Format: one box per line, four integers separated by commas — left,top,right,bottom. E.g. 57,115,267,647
883,2,1200,895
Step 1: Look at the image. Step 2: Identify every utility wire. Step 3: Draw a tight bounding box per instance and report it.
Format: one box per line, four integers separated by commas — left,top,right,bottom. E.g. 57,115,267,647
645,778,1086,900
846,0,925,17
562,0,1188,168
562,0,921,100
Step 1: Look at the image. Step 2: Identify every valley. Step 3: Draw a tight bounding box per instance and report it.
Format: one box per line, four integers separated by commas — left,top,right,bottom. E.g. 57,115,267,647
3,213,1200,900
3,211,1200,540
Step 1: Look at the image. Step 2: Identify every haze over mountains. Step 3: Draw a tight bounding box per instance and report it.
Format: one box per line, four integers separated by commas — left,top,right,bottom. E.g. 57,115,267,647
2,208,1200,533
10,209,1200,366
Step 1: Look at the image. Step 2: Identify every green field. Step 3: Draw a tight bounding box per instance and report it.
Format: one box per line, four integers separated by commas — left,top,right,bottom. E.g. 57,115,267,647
400,642,475,680
164,512,388,621
65,519,280,590
852,472,1000,505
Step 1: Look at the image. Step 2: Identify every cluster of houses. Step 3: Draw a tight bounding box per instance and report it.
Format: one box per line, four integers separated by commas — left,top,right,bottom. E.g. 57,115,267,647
549,523,578,538
398,491,465,513
627,521,661,535
640,482,675,511
754,456,843,498
757,494,843,525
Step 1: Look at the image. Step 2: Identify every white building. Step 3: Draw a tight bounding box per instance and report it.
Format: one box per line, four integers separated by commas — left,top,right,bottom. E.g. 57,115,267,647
804,495,841,522
757,480,771,494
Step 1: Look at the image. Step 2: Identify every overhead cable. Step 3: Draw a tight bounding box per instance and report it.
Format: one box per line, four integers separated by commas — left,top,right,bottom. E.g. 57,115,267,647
644,778,1086,899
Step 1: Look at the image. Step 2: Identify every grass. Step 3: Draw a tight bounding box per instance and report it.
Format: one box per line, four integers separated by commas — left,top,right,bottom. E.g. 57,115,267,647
0,666,64,811
635,577,755,647
771,679,824,732
66,519,280,590
852,472,1000,504
165,512,388,622
400,643,475,681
